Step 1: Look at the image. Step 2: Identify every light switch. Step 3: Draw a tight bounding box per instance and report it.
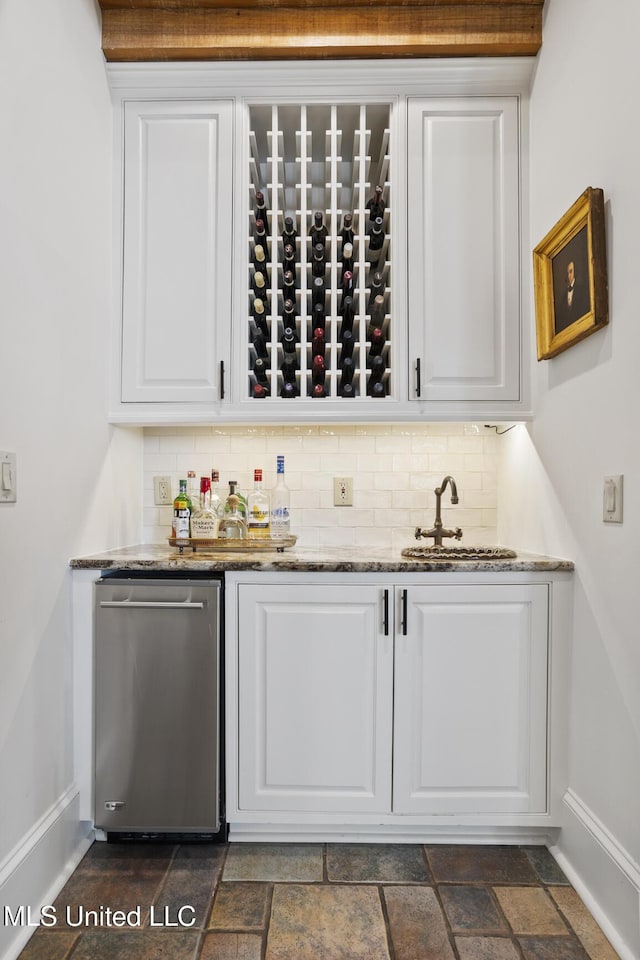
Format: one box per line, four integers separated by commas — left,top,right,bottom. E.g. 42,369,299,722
0,451,17,503
603,475,623,523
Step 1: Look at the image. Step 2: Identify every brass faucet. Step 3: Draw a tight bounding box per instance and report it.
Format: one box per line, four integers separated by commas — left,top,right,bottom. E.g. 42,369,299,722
414,475,463,547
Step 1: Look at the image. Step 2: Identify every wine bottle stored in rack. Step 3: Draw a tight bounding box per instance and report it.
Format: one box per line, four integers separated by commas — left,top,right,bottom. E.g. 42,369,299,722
247,103,391,401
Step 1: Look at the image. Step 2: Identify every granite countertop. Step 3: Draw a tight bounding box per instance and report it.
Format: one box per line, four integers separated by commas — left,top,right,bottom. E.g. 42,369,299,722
70,543,574,573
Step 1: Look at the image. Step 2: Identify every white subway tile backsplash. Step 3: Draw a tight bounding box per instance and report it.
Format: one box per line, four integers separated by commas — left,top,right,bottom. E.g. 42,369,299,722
142,423,499,547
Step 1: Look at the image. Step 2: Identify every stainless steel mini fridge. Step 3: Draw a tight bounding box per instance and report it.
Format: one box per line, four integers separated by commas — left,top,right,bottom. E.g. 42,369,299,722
94,576,223,837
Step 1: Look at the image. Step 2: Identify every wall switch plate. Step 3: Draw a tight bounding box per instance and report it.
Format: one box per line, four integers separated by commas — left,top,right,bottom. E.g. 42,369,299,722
154,475,173,505
333,477,353,506
603,475,623,523
0,451,17,502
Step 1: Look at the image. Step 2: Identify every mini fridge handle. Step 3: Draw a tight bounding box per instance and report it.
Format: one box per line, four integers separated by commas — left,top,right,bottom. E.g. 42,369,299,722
99,600,205,610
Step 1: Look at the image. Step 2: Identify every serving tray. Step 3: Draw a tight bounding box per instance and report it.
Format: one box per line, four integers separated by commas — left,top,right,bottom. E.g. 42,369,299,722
168,535,297,555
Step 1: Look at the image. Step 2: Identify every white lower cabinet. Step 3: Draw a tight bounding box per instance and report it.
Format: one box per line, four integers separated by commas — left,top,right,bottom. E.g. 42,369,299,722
228,574,564,838
237,583,393,813
393,583,548,815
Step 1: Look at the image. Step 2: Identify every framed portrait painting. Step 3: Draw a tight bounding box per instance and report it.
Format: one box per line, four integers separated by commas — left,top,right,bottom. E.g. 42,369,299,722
533,187,608,360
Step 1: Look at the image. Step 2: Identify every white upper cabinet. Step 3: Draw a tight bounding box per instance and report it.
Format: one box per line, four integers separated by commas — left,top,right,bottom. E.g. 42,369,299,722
407,97,521,406
107,62,532,423
119,100,233,407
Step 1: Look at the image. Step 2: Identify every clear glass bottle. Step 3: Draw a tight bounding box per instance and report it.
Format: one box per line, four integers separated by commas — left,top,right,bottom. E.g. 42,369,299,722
219,494,248,540
210,470,223,516
172,479,192,540
271,455,291,538
186,470,199,508
223,480,247,520
191,476,220,539
247,468,271,539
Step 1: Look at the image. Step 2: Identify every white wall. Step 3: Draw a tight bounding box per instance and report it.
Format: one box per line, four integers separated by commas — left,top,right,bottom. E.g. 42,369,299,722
499,0,640,954
143,423,500,549
0,1,142,954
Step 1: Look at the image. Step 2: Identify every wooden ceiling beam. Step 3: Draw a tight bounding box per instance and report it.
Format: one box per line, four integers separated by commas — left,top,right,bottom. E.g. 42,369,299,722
100,3,543,61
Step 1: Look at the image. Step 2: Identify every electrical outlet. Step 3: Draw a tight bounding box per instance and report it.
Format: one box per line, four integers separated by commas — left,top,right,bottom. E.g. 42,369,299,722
333,477,353,506
154,476,173,505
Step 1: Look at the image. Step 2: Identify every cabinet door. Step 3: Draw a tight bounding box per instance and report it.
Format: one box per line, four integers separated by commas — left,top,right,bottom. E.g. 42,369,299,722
237,583,393,813
407,97,520,403
121,100,233,403
393,583,548,814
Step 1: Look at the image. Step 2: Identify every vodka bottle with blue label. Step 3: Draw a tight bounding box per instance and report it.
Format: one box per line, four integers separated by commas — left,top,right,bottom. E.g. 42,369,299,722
271,455,291,538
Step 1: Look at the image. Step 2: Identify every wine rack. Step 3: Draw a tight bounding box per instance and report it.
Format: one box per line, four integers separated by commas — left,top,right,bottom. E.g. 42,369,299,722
247,103,392,401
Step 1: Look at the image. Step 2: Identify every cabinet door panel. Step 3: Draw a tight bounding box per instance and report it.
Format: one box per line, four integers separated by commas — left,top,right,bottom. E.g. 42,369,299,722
121,101,232,402
238,584,393,813
408,98,520,402
394,584,548,814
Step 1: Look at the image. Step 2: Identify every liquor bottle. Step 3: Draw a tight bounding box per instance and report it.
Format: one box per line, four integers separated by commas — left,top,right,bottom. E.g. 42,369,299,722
312,354,326,386
311,276,325,309
283,242,296,271
312,242,326,278
172,479,192,540
309,210,328,248
312,301,326,332
254,190,269,231
340,272,354,313
367,355,386,397
341,241,354,277
186,470,199,509
338,379,356,398
368,380,386,398
253,219,269,257
368,326,385,358
280,354,297,388
367,217,385,267
339,212,354,247
247,468,271,538
271,455,291,538
252,382,269,399
252,300,269,338
253,270,267,299
253,356,270,386
282,269,296,300
251,329,269,360
281,326,298,354
252,242,267,274
366,185,385,222
368,294,386,337
219,495,248,540
280,381,298,398
312,326,325,360
339,327,355,361
191,476,220,540
340,295,355,332
210,470,223,516
340,355,355,386
223,480,247,519
368,271,385,309
282,298,297,329
312,382,327,398
281,215,298,247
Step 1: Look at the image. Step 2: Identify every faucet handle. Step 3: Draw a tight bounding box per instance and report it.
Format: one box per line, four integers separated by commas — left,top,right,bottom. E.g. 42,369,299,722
454,527,463,540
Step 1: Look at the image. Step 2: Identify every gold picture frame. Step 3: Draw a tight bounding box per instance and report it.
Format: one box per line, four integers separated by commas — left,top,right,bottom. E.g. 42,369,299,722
533,187,608,360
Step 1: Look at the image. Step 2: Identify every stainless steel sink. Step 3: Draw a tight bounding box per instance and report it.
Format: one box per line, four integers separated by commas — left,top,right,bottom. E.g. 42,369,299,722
401,545,517,561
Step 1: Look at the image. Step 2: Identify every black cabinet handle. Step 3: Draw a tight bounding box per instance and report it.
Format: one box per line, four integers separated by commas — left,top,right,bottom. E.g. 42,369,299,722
219,360,225,400
401,588,408,636
383,589,389,636
415,358,421,398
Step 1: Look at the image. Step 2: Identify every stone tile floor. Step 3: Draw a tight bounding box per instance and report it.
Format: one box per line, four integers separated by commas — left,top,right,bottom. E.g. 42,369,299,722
18,842,621,960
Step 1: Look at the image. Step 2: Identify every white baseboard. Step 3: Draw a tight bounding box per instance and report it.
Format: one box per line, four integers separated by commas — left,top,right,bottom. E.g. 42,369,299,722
549,789,640,960
229,822,558,845
0,785,94,960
